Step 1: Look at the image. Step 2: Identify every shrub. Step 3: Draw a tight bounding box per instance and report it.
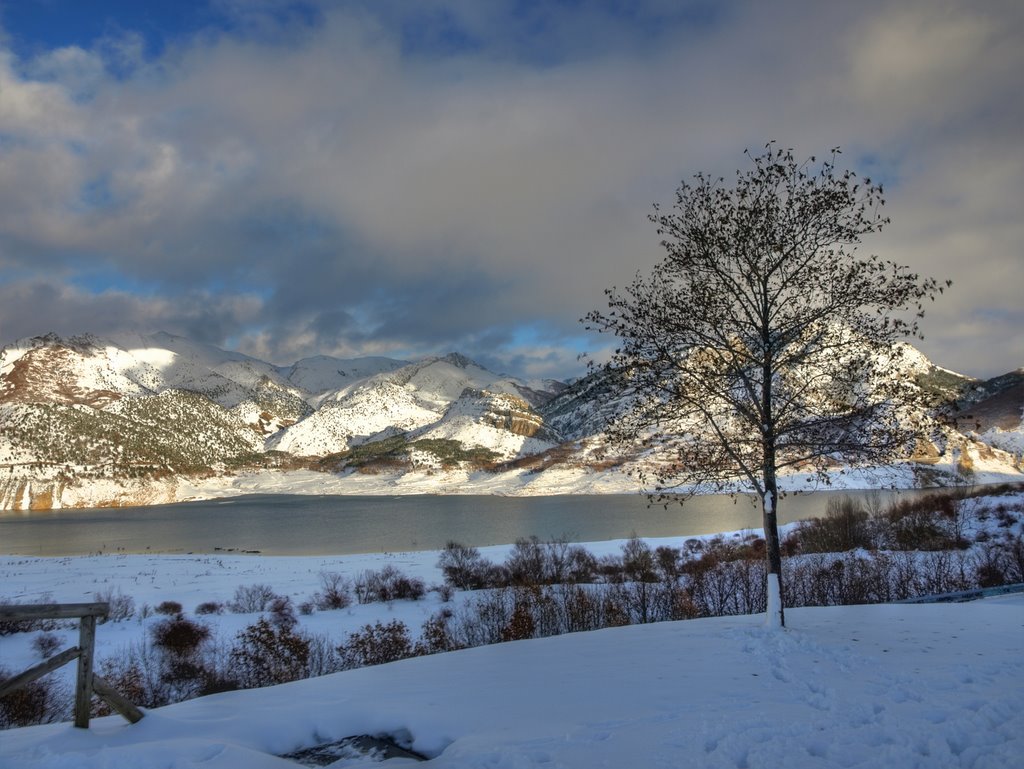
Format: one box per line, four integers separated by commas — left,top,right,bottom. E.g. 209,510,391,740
94,657,150,714
973,538,1024,588
452,591,513,648
621,536,659,583
0,666,68,728
415,609,461,655
312,571,352,610
501,598,536,642
874,491,986,551
151,615,210,659
558,584,604,633
505,537,548,586
94,587,135,623
337,620,415,669
304,632,340,677
229,618,311,688
796,496,872,553
354,566,425,604
228,584,280,613
433,583,455,602
0,597,59,636
155,601,184,616
437,541,492,590
98,637,222,710
500,537,598,587
195,601,224,616
655,545,683,581
268,596,297,631
32,632,62,659
564,545,599,583
684,550,766,618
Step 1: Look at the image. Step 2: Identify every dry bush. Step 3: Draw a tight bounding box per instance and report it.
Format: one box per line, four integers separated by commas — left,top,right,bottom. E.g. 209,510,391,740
880,497,959,551
431,583,454,602
93,587,135,623
32,632,62,659
151,615,211,659
195,601,224,615
452,591,514,648
415,609,461,656
795,496,872,553
502,537,594,587
501,598,536,642
228,583,280,613
155,601,183,616
0,596,59,636
312,571,352,610
557,584,604,633
620,536,659,583
784,554,892,607
354,566,425,604
655,545,684,581
685,554,766,618
596,553,626,583
600,591,630,627
268,596,297,631
505,537,551,586
94,657,149,715
97,642,171,709
0,666,69,728
563,545,599,583
437,541,494,590
304,632,341,677
337,620,415,669
229,617,311,688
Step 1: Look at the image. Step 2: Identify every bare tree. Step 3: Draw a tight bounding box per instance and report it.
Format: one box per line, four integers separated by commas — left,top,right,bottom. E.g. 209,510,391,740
585,143,949,627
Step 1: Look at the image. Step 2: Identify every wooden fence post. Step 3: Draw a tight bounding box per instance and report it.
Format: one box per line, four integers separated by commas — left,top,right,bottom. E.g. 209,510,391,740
0,602,143,729
74,614,97,729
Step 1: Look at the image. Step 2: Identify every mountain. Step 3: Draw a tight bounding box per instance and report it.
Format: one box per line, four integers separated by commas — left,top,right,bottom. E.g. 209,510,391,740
0,333,570,508
281,355,408,403
0,332,1021,510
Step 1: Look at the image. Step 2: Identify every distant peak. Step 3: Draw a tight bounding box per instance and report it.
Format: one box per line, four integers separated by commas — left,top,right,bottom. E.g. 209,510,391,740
442,352,478,369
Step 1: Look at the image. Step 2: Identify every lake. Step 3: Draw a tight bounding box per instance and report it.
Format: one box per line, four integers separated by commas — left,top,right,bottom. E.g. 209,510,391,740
0,489,937,556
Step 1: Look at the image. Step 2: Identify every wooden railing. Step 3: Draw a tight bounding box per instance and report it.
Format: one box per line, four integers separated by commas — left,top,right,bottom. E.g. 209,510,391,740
0,602,144,728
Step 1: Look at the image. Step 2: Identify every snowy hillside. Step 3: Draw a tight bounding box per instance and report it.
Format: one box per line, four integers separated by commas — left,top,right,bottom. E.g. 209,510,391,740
268,380,440,456
281,355,408,403
412,388,560,460
0,334,574,508
0,331,1021,510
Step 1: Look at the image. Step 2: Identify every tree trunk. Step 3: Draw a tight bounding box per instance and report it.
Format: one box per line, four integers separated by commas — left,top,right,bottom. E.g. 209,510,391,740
762,464,785,628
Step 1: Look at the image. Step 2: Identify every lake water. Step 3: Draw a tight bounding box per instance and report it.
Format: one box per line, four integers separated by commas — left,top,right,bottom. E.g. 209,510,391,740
0,490,937,556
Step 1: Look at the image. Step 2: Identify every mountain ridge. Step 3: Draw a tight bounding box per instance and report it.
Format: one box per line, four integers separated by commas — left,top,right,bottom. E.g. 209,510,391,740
0,331,1021,510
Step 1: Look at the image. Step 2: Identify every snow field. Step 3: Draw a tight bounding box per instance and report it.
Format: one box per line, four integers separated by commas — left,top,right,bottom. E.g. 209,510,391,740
2,519,1024,769
1,593,1021,768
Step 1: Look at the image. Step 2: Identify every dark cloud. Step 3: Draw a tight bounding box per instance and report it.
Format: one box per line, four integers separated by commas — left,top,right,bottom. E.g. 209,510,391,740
0,0,1021,378
0,279,262,347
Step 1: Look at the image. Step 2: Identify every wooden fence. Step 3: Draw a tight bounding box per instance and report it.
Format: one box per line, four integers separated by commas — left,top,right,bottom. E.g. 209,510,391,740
0,602,144,728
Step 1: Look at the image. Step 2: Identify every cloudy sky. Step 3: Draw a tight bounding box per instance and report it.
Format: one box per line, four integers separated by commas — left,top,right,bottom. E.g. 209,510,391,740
0,0,1020,380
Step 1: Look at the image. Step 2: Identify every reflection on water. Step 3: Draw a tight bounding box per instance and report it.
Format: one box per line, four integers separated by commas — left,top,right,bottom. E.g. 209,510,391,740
0,489,943,557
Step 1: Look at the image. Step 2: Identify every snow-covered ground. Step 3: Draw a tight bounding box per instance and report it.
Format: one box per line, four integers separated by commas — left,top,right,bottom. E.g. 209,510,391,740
174,460,1023,502
176,465,648,498
2,515,1024,769
2,590,1021,769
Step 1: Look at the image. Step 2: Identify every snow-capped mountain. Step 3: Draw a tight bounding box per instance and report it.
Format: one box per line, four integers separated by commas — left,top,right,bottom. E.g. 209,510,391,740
267,379,440,456
0,332,1020,510
411,388,560,460
282,355,408,403
0,333,571,508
